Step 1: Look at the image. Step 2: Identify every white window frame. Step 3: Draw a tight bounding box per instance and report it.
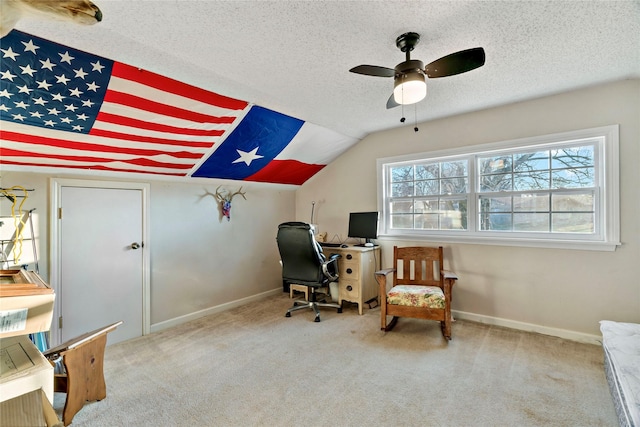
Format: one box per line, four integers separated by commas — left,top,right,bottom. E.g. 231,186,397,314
377,125,620,251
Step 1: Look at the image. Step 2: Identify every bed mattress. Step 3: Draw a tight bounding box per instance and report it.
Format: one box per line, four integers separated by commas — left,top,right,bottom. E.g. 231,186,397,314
600,320,640,427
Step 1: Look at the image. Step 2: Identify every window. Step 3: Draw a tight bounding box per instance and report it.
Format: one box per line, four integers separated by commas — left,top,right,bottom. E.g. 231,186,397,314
377,126,620,251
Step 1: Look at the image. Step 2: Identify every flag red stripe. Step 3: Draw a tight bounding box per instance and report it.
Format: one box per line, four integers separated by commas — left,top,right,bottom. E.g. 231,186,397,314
88,128,213,149
0,147,193,169
103,90,236,124
2,147,114,162
112,62,249,111
1,130,204,158
0,159,188,176
247,159,325,185
96,112,225,137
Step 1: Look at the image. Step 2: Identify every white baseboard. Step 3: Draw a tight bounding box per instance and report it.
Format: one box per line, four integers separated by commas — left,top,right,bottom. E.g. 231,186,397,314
150,288,282,334
453,310,601,345
150,292,602,345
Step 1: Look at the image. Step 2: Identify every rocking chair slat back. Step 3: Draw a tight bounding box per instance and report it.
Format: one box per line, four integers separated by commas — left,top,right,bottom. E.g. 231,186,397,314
394,246,443,288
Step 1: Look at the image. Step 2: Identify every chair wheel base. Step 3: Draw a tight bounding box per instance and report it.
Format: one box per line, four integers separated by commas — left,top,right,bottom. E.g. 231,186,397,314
314,316,321,322
285,312,291,317
337,308,342,313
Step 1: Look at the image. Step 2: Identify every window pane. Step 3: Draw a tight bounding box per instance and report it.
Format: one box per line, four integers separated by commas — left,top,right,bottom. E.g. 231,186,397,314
415,163,439,180
480,174,512,192
440,199,467,230
441,161,467,178
513,194,549,211
390,200,413,213
514,213,549,231
551,146,594,169
479,155,512,173
391,182,414,197
513,151,549,172
441,177,468,194
415,180,439,196
391,166,413,182
552,213,594,233
415,214,439,230
480,213,512,231
390,214,413,229
551,167,594,189
513,171,550,190
480,196,511,212
552,192,594,211
413,199,439,214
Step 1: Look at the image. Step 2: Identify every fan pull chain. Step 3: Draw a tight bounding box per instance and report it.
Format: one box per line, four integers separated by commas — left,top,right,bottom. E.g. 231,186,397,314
414,104,419,132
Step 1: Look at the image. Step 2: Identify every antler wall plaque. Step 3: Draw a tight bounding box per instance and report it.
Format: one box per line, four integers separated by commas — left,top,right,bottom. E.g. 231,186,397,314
214,186,246,221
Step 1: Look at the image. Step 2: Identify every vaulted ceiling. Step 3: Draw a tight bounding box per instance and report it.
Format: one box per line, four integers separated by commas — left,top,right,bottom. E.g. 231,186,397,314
1,0,639,184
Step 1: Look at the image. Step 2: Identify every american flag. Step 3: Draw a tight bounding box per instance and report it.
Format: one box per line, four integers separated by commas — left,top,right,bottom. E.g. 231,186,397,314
0,30,249,176
1,30,357,184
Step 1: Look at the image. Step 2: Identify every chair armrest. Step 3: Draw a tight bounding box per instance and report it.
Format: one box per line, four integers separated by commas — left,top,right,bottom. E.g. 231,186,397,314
441,270,457,301
375,268,396,296
322,254,341,281
327,253,341,261
441,270,458,281
375,268,396,277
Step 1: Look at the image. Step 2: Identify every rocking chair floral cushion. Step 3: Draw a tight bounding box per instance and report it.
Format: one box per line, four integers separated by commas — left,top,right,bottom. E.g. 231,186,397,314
375,246,458,340
386,285,446,309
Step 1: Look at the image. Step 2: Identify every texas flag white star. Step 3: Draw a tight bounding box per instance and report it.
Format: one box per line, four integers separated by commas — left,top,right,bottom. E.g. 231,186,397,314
233,147,264,166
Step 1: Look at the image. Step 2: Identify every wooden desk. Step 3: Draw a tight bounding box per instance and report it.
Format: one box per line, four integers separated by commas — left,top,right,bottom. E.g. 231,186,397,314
324,245,381,314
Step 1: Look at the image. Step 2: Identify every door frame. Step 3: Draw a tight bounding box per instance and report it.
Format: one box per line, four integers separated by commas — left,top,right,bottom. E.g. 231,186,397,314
49,178,151,346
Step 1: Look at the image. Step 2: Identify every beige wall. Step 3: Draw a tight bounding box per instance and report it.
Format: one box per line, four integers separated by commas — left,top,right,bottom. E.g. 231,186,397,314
297,79,640,342
0,172,296,329
1,79,637,343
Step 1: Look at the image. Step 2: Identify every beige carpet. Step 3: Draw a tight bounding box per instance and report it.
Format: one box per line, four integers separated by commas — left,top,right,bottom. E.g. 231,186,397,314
55,294,618,426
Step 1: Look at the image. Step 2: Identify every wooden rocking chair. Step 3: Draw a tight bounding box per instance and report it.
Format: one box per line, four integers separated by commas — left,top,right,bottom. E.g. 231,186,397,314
375,246,458,340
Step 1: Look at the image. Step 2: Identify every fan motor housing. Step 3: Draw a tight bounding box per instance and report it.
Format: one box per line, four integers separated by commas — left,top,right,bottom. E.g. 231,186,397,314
395,59,425,76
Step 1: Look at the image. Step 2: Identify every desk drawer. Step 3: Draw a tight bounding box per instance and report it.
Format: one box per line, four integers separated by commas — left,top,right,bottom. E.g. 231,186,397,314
339,255,360,279
339,264,360,280
339,280,359,300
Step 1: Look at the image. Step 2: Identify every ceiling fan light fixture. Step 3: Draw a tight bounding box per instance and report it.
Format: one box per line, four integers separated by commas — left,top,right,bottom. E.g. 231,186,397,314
393,71,426,105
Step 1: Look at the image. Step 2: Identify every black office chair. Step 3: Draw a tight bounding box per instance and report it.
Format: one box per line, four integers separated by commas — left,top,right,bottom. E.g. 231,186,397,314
276,222,343,322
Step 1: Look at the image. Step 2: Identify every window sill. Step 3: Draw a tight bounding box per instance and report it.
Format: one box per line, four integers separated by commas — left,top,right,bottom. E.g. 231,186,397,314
377,233,621,252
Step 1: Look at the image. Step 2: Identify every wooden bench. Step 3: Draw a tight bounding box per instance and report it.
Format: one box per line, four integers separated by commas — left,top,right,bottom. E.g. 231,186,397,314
43,321,122,426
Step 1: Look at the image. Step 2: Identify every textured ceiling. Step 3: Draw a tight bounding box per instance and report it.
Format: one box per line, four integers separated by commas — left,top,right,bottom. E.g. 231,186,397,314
5,0,640,143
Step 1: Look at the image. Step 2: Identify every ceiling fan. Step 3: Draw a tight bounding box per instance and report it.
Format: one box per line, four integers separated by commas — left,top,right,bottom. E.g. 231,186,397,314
350,32,485,109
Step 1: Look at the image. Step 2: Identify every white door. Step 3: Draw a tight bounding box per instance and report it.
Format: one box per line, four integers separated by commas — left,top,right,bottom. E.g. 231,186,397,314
51,180,149,346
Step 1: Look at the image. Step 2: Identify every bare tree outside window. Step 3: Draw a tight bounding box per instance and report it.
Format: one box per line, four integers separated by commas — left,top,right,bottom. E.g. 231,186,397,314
388,143,596,234
478,145,595,233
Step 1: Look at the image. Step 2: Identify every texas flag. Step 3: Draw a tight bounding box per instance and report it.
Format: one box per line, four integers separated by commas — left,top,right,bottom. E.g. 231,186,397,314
193,106,355,185
0,30,357,184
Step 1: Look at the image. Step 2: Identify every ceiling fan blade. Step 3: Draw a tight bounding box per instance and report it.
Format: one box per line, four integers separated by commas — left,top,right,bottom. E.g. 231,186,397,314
349,65,396,77
386,93,399,109
424,47,485,78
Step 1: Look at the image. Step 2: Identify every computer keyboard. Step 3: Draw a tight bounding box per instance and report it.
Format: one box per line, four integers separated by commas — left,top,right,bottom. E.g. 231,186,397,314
319,242,342,248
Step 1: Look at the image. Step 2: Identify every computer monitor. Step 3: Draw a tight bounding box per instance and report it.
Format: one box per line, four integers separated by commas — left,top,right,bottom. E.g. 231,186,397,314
348,211,378,245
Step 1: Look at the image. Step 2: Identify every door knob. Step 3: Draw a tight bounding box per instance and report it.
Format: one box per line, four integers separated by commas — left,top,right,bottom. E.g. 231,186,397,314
131,242,141,250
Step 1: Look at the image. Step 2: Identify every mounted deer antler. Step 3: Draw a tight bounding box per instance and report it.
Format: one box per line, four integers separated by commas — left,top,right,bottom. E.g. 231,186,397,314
0,0,103,38
214,186,247,221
